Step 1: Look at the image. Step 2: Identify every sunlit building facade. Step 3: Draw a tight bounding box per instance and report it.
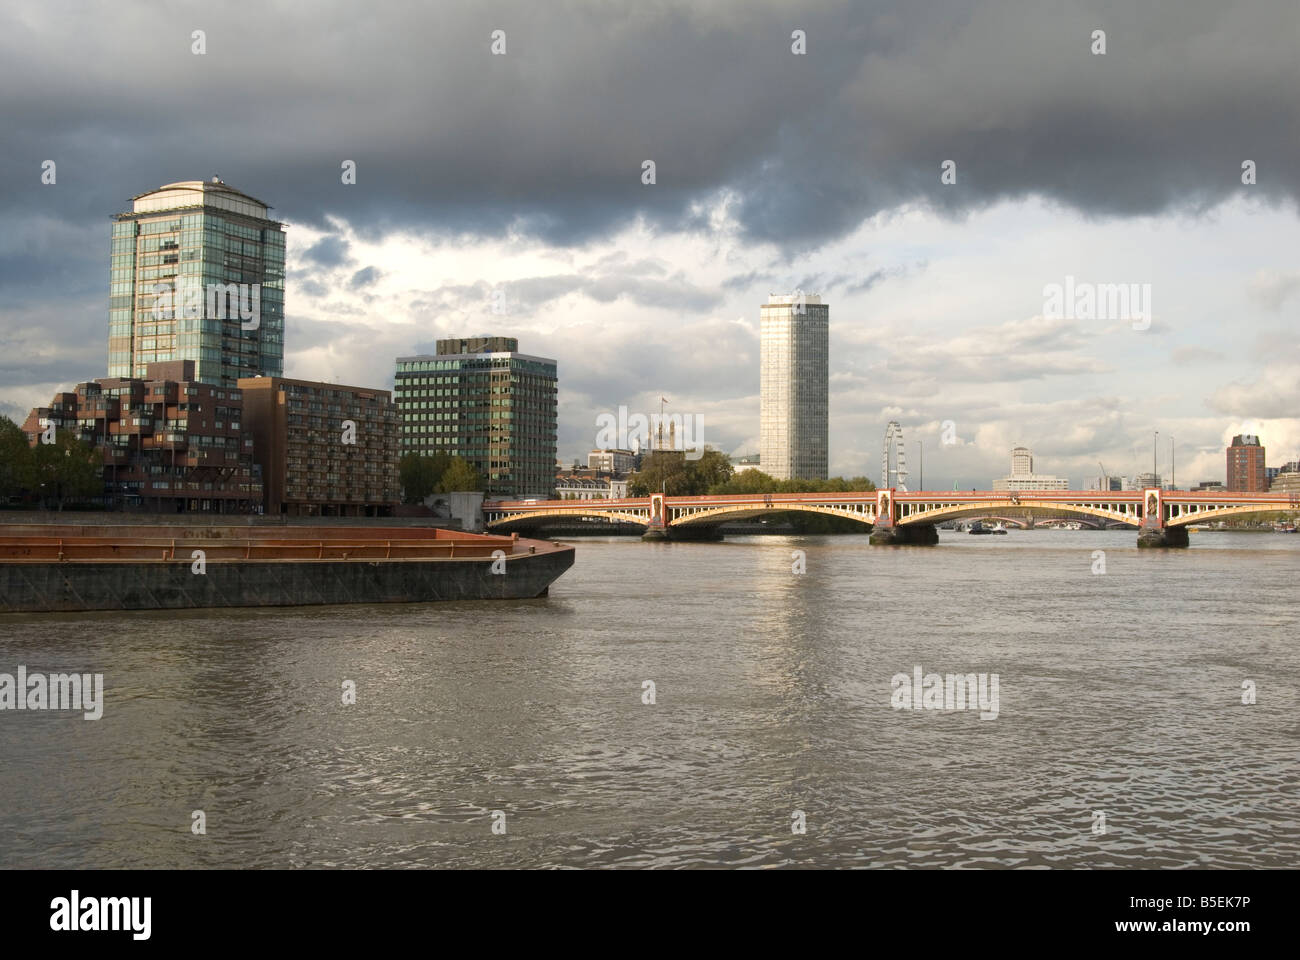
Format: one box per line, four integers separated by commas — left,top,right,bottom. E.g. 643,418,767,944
1227,434,1267,492
394,337,558,498
109,179,285,387
759,294,828,480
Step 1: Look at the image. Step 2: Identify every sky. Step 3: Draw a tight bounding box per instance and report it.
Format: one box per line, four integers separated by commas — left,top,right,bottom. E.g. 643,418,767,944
1,0,1297,489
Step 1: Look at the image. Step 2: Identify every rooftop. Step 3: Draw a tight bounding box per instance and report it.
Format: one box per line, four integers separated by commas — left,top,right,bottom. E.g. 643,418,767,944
122,178,278,222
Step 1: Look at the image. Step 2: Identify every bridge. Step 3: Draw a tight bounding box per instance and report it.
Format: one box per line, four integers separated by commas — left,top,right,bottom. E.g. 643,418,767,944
484,488,1300,547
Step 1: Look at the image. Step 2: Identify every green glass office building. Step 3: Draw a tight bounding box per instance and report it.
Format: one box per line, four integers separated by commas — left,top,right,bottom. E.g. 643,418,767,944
394,337,558,498
109,179,285,386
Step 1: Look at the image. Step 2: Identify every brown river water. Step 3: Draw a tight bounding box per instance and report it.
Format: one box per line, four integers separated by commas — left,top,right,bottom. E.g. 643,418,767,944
1,529,1296,868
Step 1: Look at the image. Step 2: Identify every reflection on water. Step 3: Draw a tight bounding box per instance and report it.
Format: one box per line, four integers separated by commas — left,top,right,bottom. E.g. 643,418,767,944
1,530,1297,868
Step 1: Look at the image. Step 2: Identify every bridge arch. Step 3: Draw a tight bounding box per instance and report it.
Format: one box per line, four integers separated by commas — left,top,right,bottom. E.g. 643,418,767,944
951,515,1033,529
1166,503,1300,526
1034,517,1103,529
485,508,651,529
902,501,1139,528
668,502,876,528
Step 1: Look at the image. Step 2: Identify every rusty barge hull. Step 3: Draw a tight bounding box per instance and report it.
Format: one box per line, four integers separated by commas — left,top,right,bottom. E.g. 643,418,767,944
0,525,574,613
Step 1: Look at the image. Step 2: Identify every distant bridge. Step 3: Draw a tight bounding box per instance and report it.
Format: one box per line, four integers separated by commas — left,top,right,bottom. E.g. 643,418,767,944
484,489,1300,547
953,516,1033,529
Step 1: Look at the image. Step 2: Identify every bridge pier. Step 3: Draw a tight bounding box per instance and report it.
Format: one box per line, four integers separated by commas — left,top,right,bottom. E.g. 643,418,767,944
642,525,723,542
867,489,937,545
1136,488,1188,548
869,523,938,545
1137,525,1188,548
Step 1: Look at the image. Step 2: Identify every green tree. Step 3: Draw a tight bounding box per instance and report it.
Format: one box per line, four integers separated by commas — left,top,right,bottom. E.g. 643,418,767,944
30,429,102,509
0,415,33,501
399,452,452,503
627,447,734,496
437,457,483,493
689,448,734,492
707,470,875,496
709,468,781,495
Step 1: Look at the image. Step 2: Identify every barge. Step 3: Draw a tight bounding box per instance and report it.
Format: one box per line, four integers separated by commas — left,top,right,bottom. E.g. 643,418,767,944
0,524,574,613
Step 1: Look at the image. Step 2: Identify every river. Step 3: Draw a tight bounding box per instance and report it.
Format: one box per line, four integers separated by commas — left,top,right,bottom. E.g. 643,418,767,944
1,529,1296,868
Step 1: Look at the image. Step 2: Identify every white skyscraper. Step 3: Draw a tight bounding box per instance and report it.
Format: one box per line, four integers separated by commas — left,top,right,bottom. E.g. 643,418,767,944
1011,446,1033,476
994,444,1068,490
759,293,829,480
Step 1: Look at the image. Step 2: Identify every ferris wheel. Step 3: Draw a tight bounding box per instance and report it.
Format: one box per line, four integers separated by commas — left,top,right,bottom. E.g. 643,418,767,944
882,420,909,491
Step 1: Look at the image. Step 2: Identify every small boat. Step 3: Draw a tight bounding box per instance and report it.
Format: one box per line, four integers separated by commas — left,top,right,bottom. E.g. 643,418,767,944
967,520,1008,535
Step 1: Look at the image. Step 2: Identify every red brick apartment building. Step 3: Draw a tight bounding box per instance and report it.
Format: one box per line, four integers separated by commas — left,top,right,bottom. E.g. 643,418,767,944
1226,434,1267,492
22,360,262,512
238,376,400,516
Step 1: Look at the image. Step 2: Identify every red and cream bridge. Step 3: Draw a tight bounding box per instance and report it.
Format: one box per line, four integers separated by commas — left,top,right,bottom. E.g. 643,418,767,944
483,489,1300,547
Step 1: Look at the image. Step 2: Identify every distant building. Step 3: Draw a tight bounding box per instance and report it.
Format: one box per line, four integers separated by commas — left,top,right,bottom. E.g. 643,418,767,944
109,179,286,387
1227,434,1267,491
1270,471,1300,496
1092,475,1126,491
1010,446,1033,476
994,445,1067,490
1133,471,1165,490
239,376,399,516
394,337,557,498
435,336,519,356
588,448,635,476
1193,480,1226,492
732,453,761,473
555,473,628,500
760,294,828,480
22,360,262,512
993,475,1070,492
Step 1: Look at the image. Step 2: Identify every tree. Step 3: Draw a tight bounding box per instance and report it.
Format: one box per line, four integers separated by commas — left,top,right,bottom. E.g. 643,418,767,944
437,457,483,493
627,447,734,497
399,452,451,503
707,470,876,496
690,448,734,492
29,429,102,510
0,415,33,501
709,468,781,495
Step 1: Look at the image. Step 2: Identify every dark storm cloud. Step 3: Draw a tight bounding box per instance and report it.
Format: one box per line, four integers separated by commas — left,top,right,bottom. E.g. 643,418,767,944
349,266,382,289
843,263,925,296
397,270,721,318
0,0,1295,258
303,236,352,268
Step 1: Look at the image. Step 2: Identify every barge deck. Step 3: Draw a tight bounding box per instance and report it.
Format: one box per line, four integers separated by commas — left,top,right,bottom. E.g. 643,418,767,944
0,524,574,613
